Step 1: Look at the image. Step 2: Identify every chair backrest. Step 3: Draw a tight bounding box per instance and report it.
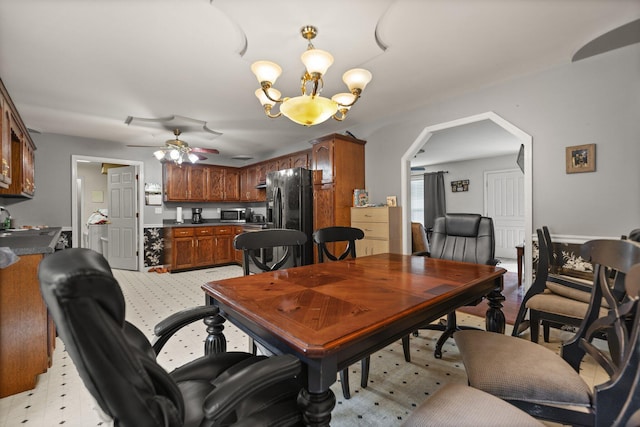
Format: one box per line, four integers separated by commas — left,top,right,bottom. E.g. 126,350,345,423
561,239,640,425
38,248,184,427
429,213,496,265
234,228,307,275
411,222,430,254
312,226,365,263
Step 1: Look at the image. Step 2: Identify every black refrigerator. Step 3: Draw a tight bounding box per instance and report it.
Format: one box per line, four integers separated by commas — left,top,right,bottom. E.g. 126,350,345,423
266,167,314,266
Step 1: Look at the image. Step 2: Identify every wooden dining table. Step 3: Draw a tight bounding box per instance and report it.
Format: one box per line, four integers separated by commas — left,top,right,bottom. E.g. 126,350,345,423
202,253,506,426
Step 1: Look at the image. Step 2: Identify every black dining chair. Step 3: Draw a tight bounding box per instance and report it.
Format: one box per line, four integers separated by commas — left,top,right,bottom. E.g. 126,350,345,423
312,226,366,399
404,213,499,359
38,248,304,427
233,228,308,354
454,239,640,426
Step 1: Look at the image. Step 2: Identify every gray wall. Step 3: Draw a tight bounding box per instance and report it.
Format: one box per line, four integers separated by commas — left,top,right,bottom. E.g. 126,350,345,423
420,154,520,214
354,43,640,238
1,44,638,238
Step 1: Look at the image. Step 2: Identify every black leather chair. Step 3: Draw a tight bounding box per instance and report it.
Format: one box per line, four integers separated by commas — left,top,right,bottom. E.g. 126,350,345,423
454,239,640,426
39,248,304,427
404,213,498,359
312,226,365,399
233,228,307,354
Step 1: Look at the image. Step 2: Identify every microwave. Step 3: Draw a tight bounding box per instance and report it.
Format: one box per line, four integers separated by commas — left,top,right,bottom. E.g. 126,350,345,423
220,208,248,223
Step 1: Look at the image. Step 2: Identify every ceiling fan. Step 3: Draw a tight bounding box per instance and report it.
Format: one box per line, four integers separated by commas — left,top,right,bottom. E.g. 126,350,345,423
128,128,219,164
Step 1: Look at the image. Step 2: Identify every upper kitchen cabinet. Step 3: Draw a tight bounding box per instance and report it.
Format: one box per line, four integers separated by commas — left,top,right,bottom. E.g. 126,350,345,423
223,168,240,201
310,133,365,239
0,79,36,198
290,151,309,169
164,163,212,202
240,163,263,202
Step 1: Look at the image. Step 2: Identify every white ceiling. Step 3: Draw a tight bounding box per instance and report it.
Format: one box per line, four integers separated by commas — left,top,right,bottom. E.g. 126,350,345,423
0,0,637,163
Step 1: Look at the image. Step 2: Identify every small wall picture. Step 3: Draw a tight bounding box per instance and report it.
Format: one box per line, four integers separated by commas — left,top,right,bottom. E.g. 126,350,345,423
566,144,596,173
451,179,470,192
386,196,397,207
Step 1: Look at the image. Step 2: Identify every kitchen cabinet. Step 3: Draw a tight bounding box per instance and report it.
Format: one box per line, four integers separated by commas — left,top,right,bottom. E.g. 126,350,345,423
223,168,240,201
164,225,236,271
351,206,402,256
311,133,366,256
0,79,36,198
290,151,309,169
240,164,263,202
233,226,244,263
277,157,291,170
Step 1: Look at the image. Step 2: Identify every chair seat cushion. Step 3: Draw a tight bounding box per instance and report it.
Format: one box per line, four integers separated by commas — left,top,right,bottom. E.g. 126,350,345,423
526,291,607,319
454,330,592,406
402,383,544,427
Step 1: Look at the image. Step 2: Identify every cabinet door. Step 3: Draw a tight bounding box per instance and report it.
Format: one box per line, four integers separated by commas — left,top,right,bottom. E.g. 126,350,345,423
223,169,240,201
209,167,225,200
22,138,35,196
189,166,208,201
172,237,195,269
311,140,334,184
290,151,309,169
164,164,189,201
194,236,214,266
214,235,233,263
0,97,10,188
233,226,244,263
356,238,390,257
277,157,291,170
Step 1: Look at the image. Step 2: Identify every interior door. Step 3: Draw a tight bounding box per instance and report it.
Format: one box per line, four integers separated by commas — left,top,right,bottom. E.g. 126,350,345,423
108,165,138,270
485,169,524,259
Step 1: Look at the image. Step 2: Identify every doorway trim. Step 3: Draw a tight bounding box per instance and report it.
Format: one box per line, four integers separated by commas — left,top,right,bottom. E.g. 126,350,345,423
400,111,533,286
71,155,145,272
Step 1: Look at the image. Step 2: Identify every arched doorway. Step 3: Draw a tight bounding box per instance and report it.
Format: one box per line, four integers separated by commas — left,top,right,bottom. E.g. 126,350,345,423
400,111,533,286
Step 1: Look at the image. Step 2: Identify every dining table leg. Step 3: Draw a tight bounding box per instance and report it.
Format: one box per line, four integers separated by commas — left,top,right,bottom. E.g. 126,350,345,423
485,277,506,334
297,388,336,427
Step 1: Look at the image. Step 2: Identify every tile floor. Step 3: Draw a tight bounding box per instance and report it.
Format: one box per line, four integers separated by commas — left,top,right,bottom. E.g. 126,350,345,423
0,263,607,427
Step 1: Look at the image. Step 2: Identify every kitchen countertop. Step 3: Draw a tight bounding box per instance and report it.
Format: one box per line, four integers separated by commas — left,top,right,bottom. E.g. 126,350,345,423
0,227,62,256
162,220,267,228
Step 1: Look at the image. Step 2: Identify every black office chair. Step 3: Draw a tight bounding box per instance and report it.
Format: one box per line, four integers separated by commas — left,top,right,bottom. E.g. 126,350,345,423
454,239,640,426
404,213,499,359
38,248,303,427
312,226,365,399
234,228,308,354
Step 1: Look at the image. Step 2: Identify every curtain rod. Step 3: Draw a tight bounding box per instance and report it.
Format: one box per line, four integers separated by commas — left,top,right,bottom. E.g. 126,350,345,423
424,170,449,175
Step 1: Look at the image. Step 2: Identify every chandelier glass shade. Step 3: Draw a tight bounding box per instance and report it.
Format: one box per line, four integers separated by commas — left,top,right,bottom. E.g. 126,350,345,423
251,26,372,126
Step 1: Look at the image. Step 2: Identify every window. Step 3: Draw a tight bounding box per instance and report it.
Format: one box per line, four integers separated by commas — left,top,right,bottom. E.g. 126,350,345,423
410,176,424,224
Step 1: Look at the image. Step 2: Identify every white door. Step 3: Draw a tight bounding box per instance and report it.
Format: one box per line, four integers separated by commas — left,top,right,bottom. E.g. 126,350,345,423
108,165,138,270
485,169,525,259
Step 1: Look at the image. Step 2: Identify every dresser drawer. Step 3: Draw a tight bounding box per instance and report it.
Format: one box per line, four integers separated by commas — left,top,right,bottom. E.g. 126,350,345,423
351,207,389,223
172,227,194,237
351,221,390,240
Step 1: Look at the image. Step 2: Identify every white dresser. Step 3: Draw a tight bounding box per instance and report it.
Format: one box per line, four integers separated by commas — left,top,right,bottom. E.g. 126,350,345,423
351,206,402,256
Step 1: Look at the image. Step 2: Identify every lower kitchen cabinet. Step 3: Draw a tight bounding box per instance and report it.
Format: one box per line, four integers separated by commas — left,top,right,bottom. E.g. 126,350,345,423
164,225,237,272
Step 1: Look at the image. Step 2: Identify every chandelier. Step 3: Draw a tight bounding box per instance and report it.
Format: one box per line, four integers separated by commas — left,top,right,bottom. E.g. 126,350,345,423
251,25,372,126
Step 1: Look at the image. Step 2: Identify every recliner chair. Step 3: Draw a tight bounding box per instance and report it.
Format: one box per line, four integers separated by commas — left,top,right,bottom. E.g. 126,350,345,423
404,213,499,359
38,248,304,427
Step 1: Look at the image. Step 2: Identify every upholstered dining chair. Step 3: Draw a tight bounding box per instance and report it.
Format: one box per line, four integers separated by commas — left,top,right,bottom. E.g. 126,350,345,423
233,228,308,354
312,226,366,399
38,248,304,427
404,213,499,359
454,239,640,426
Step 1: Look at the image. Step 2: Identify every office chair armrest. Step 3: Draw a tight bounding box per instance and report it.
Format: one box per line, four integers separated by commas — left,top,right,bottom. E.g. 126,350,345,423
203,354,302,424
151,305,220,354
488,258,500,266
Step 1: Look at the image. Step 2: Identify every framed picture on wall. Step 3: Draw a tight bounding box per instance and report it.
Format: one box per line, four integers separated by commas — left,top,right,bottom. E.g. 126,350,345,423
566,144,596,173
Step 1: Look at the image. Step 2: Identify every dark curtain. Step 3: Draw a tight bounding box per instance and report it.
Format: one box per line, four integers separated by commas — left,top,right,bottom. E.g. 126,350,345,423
423,172,446,230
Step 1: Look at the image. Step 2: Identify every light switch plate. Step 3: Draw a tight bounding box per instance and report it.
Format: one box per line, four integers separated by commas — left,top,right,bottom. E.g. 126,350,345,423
155,207,162,214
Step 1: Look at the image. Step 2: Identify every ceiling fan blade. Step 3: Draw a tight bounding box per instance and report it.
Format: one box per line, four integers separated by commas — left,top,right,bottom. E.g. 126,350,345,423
190,147,219,154
127,144,166,148
193,153,207,161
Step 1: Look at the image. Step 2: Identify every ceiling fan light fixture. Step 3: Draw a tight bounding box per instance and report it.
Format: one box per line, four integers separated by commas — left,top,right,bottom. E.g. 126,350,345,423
251,25,372,126
188,153,199,163
153,150,166,160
